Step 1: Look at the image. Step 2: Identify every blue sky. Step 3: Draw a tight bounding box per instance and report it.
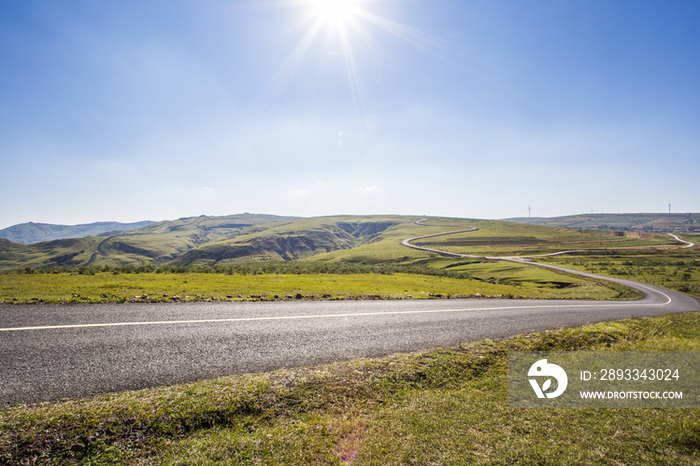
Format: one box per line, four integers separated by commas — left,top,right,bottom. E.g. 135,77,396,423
1,0,699,228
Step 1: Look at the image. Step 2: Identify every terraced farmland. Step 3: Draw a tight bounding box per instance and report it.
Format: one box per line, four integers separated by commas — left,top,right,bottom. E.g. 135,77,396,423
311,218,677,263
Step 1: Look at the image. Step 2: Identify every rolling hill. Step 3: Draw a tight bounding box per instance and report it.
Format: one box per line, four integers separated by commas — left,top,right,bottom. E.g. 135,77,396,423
0,214,295,271
0,213,685,273
167,216,404,266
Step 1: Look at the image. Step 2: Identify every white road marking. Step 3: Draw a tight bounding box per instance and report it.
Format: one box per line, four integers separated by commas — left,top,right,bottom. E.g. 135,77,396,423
0,295,671,332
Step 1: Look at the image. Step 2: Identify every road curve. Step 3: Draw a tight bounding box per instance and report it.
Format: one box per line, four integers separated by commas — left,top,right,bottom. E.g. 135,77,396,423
0,223,698,405
401,218,698,308
669,233,695,248
402,219,696,259
400,219,479,258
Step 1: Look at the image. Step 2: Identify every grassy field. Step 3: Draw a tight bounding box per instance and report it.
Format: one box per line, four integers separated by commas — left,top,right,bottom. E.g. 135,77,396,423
0,262,635,304
411,223,675,257
2,311,698,465
538,233,700,302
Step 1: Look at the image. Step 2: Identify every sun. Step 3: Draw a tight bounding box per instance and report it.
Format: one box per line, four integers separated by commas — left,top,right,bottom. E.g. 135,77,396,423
262,0,447,116
309,0,360,25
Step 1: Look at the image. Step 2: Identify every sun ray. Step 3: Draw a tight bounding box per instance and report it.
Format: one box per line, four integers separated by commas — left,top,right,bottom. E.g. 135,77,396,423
256,0,465,121
310,0,360,25
259,17,325,108
352,8,463,66
337,20,366,115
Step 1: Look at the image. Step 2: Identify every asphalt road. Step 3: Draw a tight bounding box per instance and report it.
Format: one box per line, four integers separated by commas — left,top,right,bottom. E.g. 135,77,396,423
1,272,698,405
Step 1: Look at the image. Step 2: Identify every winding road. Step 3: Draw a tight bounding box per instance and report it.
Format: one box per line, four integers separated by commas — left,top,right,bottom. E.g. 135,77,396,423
402,219,696,259
0,222,698,405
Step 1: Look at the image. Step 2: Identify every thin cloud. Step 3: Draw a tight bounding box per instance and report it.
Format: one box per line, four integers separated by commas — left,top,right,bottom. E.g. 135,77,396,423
289,189,311,196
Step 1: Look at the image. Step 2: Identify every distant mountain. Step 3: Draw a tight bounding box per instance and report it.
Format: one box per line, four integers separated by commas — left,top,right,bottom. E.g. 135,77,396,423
504,213,700,231
0,221,156,244
0,214,409,272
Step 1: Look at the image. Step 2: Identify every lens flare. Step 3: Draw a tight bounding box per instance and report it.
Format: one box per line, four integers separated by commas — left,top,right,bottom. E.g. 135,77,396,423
310,0,359,24
258,0,456,120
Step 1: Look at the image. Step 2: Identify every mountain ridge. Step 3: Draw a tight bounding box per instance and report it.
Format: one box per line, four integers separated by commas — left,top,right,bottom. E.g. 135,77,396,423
0,221,156,244
0,213,692,273
0,213,353,271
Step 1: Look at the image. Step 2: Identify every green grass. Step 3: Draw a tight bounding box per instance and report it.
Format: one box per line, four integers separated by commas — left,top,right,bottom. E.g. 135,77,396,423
413,224,674,256
0,263,633,304
2,312,699,465
538,237,700,301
